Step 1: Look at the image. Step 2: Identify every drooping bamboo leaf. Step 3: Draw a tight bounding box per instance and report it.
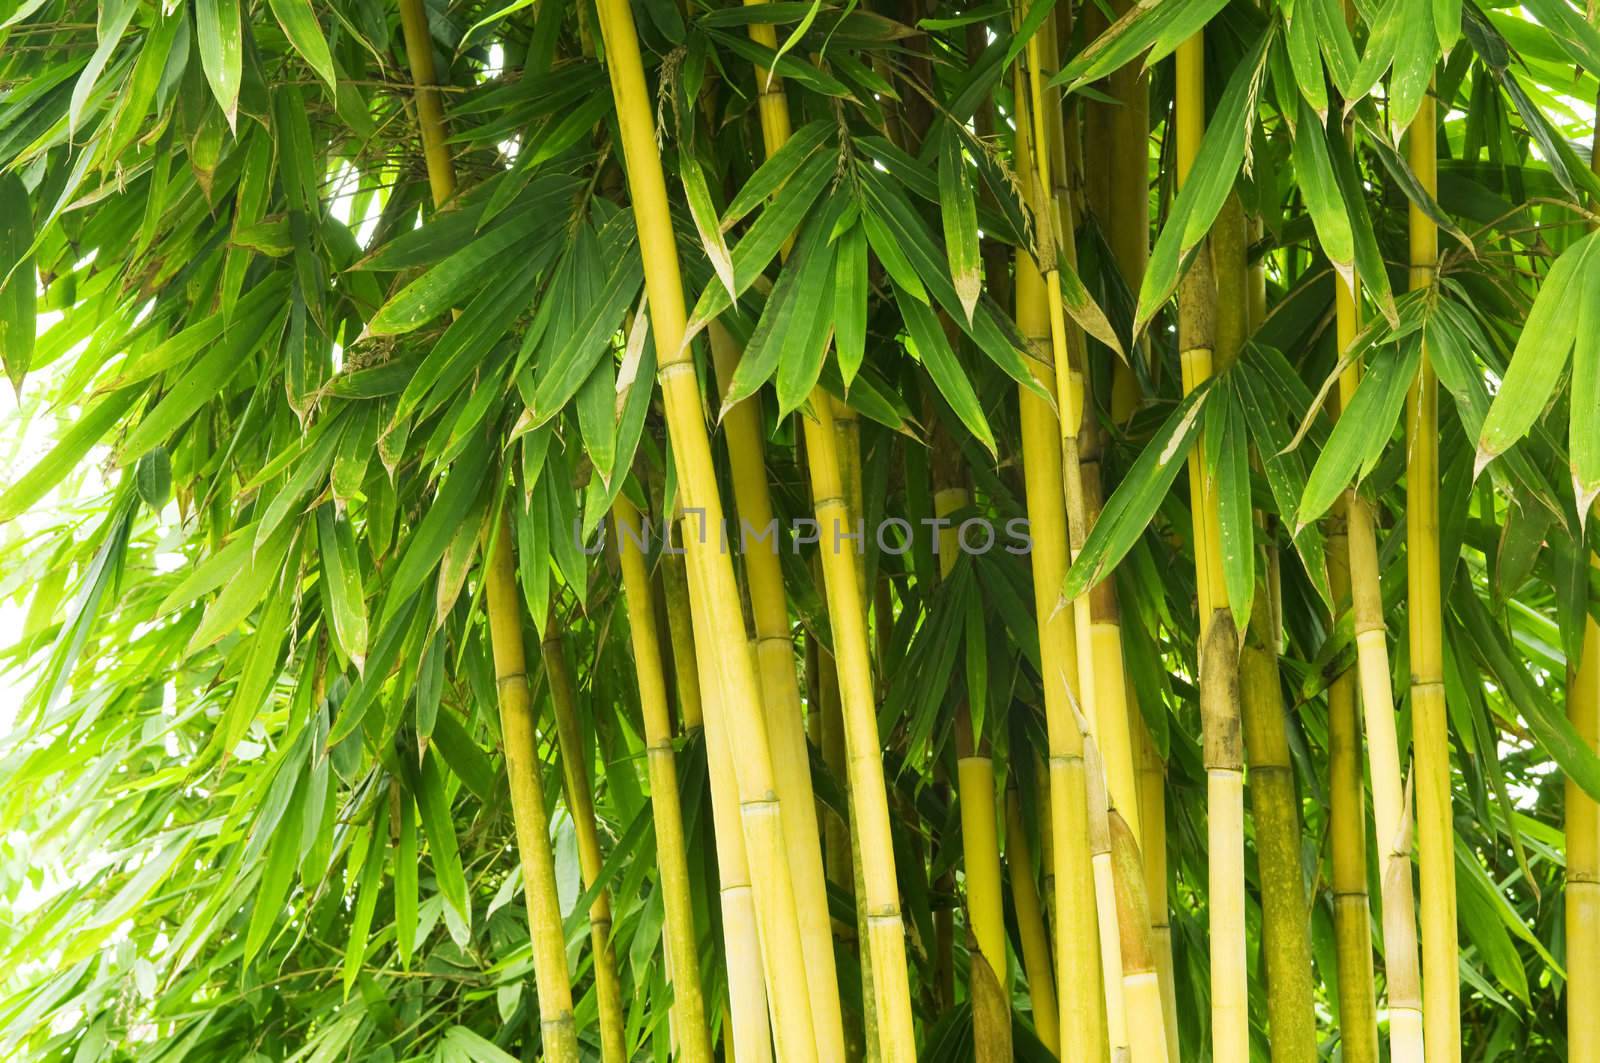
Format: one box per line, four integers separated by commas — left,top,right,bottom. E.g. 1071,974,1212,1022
195,0,243,129
1063,385,1213,600
938,130,981,323
267,0,338,93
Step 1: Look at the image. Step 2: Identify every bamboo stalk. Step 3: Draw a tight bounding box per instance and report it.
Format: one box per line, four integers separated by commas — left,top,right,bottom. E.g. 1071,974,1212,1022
1214,192,1316,1062
933,469,1011,1059
483,516,580,1061
706,316,846,1058
735,12,916,1054
613,498,713,1063
589,2,820,1056
1569,112,1600,1063
1326,484,1379,1063
1238,639,1316,1063
660,546,703,733
1174,31,1246,1063
1005,786,1061,1055
1405,91,1460,1063
1082,707,1167,1063
1571,605,1600,1061
1345,488,1426,1060
1014,85,1108,1063
395,8,578,1056
542,623,628,1063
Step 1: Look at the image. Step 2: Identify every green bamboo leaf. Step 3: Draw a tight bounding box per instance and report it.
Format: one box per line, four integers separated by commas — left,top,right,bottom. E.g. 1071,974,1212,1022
384,435,492,620
1291,100,1355,295
1476,231,1596,475
341,801,387,998
442,1026,520,1063
1211,381,1254,634
1296,334,1422,528
0,175,35,391
244,770,305,966
1309,0,1360,97
681,149,735,299
1136,29,1269,333
396,793,418,968
368,218,542,336
196,0,243,129
1388,0,1439,138
188,522,299,653
1286,6,1329,118
68,0,138,135
267,0,337,93
318,506,369,670
897,284,995,456
256,415,347,550
834,221,868,387
774,234,840,420
938,130,981,324
1327,118,1398,324
1063,385,1213,601
1573,253,1600,519
416,751,471,944
1055,0,1232,90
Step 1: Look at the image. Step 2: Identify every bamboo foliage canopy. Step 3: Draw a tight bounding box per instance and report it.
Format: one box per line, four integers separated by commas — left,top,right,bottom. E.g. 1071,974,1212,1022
1,0,1599,1058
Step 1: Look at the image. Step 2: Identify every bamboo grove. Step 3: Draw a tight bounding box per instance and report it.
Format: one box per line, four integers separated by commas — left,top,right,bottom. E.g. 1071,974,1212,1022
5,0,1600,1057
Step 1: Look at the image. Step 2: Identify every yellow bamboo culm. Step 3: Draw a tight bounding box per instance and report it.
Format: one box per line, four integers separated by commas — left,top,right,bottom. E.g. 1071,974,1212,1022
707,315,845,1059
1570,602,1600,1061
483,517,580,1061
1325,442,1379,1063
542,625,629,1063
934,474,1012,1061
683,557,775,1063
1570,120,1600,1063
1006,787,1061,1055
1174,30,1245,1063
1405,91,1460,1063
395,6,579,1056
612,499,713,1063
589,2,820,1057
1014,88,1108,1063
734,9,916,1054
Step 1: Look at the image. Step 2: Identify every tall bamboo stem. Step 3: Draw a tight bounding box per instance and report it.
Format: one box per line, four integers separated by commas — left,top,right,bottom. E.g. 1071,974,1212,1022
590,2,820,1056
484,517,580,1060
1405,92,1460,1063
542,624,628,1063
396,6,577,1055
1326,466,1379,1063
734,12,915,1054
1014,88,1108,1063
613,499,712,1063
707,317,845,1057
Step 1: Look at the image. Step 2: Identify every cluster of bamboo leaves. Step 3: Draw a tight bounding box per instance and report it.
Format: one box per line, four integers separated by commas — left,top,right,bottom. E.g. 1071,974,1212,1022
0,0,1597,1057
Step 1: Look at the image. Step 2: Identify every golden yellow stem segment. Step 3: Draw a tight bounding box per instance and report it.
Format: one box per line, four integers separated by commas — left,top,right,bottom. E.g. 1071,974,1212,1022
396,5,578,1054
1571,608,1600,1062
542,626,629,1063
612,499,713,1063
737,7,914,1053
1015,92,1108,1063
483,517,580,1062
706,317,845,1059
589,1,819,1057
1405,92,1460,1063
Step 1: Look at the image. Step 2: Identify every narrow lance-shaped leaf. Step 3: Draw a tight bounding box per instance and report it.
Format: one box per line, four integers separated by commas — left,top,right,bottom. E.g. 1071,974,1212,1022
1476,231,1596,476
0,173,37,390
266,0,337,93
1063,384,1213,600
939,129,981,324
195,0,243,129
1136,28,1270,333
1571,251,1600,521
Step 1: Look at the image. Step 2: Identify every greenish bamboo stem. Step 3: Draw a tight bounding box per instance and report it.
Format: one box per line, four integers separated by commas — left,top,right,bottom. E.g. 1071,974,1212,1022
1405,91,1460,1063
541,622,628,1063
613,498,712,1063
396,7,577,1055
1014,80,1108,1063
